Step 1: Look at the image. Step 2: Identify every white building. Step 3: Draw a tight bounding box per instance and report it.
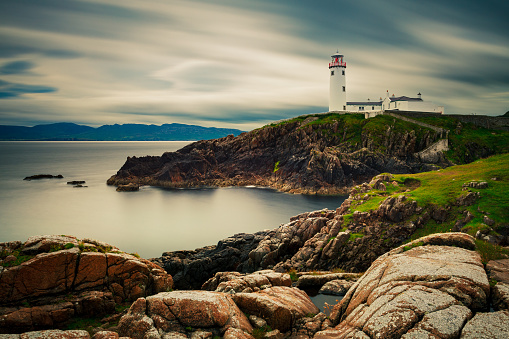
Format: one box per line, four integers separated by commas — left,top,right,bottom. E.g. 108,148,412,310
329,52,347,111
346,91,444,115
329,51,444,115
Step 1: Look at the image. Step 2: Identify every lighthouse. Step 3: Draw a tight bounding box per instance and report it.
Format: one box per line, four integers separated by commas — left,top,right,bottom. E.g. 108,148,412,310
329,51,346,111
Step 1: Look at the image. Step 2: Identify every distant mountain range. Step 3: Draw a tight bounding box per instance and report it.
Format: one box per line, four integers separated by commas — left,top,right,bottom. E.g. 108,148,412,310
0,122,244,141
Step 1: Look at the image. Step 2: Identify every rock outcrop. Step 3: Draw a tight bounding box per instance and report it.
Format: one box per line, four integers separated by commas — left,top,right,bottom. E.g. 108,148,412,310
117,291,253,339
107,114,450,195
23,174,63,181
231,286,319,333
3,329,90,338
201,270,292,293
487,259,509,311
318,279,354,296
314,233,498,338
152,232,269,290
0,235,173,333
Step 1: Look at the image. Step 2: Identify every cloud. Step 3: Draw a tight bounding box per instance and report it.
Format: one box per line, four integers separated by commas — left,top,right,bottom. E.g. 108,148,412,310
0,61,35,75
0,0,507,127
0,79,57,98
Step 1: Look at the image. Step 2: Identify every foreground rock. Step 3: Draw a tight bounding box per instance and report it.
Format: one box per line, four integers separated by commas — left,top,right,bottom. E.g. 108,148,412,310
316,233,493,338
201,270,291,293
460,310,509,338
0,235,173,333
117,290,253,338
318,279,355,296
295,272,360,290
152,231,269,290
487,259,509,311
232,286,319,332
2,329,90,338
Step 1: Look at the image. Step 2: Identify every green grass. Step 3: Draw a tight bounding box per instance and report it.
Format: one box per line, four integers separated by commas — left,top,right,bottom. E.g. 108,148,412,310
66,316,102,333
349,233,364,241
339,153,507,262
0,250,35,267
252,325,273,339
287,268,298,282
393,154,508,260
399,154,509,208
475,239,509,264
403,241,424,252
273,160,280,173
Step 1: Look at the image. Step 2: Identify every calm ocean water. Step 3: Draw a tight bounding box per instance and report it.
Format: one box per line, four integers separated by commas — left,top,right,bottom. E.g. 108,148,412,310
0,141,346,258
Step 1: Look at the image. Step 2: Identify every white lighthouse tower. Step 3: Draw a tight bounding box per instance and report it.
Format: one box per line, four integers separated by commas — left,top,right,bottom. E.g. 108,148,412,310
329,51,347,111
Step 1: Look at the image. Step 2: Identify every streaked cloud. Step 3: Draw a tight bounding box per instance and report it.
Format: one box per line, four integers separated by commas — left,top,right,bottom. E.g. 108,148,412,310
0,0,507,129
0,79,57,98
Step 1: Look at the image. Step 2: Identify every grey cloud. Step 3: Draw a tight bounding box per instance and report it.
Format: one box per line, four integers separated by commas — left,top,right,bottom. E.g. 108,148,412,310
0,61,34,75
0,35,83,58
0,0,157,40
0,0,507,126
0,79,57,98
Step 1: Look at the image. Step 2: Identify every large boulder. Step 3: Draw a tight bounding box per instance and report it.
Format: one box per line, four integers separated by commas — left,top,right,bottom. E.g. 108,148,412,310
201,270,291,293
487,259,509,283
3,329,91,338
117,290,252,338
231,286,319,332
295,273,360,290
318,279,354,296
320,233,490,339
460,310,509,338
0,235,173,333
487,259,509,311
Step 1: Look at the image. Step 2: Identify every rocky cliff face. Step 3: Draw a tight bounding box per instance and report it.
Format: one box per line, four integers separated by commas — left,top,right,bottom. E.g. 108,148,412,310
107,114,450,194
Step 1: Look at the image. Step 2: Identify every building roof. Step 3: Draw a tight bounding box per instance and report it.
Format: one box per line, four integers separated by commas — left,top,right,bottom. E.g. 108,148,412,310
390,96,422,102
347,101,382,105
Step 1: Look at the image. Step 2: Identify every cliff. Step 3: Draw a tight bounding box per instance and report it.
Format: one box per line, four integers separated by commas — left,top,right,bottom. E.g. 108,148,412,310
107,113,457,194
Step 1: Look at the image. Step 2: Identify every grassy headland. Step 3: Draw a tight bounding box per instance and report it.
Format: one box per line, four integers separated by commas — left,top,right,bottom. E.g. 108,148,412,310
344,153,509,263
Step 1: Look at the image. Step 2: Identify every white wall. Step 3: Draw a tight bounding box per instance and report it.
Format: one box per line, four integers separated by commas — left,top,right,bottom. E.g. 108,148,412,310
407,101,444,113
346,104,382,112
329,67,346,111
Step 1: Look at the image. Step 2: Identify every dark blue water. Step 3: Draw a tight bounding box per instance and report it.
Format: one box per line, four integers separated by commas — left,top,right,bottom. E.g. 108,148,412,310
0,141,346,258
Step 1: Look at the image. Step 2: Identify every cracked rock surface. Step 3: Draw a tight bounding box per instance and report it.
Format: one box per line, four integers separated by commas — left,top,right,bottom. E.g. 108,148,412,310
316,233,501,339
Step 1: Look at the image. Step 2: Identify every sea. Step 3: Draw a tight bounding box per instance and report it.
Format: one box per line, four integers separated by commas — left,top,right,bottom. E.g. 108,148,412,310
0,141,347,259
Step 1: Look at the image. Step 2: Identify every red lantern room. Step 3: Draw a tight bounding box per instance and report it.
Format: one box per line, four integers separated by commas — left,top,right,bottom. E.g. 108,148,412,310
329,52,346,68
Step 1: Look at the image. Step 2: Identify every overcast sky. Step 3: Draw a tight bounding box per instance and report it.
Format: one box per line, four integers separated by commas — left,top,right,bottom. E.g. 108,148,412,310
0,0,508,130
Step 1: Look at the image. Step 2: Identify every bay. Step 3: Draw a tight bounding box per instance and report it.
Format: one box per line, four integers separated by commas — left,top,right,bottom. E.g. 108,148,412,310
0,141,346,258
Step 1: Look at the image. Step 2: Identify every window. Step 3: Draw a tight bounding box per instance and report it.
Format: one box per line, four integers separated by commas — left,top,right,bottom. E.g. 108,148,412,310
342,70,345,75
372,106,375,110
342,86,345,92
343,105,346,110
359,106,364,111
331,71,334,76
